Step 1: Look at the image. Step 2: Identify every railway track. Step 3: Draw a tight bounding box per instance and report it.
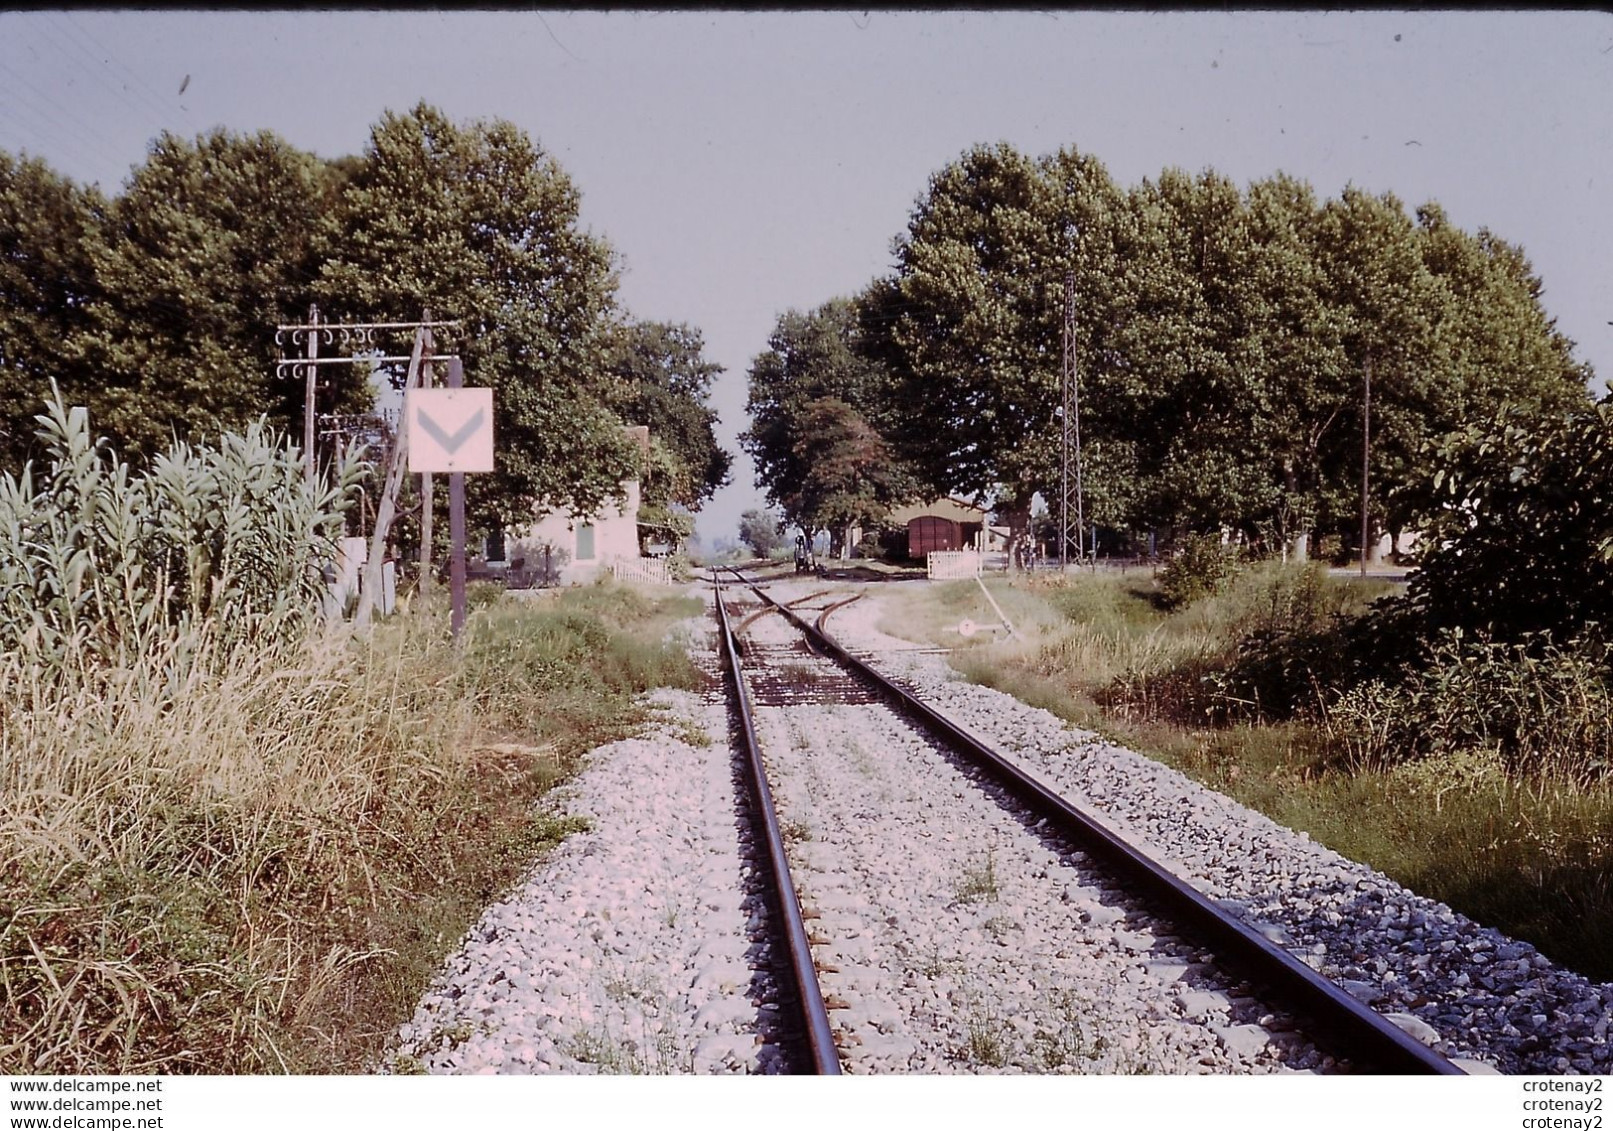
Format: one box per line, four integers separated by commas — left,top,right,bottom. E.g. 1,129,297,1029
712,566,1464,1075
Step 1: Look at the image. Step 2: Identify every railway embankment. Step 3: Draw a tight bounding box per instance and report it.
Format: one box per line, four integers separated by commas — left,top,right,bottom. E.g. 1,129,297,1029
849,568,1613,1075
390,569,1608,1075
1,579,702,1075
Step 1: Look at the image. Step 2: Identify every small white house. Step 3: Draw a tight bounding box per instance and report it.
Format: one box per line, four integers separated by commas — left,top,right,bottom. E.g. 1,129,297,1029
506,426,647,586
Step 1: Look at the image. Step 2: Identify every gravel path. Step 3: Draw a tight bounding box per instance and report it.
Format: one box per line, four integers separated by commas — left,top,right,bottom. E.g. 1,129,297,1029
814,577,1613,1076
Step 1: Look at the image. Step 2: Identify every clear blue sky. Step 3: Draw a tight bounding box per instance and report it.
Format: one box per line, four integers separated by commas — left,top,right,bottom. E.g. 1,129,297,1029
2,9,1609,543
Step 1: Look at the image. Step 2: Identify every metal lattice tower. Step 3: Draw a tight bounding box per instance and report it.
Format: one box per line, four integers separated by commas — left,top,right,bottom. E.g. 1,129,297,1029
1059,272,1084,567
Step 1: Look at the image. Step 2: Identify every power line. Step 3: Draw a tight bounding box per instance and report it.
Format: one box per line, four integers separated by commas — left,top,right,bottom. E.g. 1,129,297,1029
34,13,160,130
0,89,102,173
0,68,121,173
57,11,183,123
0,60,124,156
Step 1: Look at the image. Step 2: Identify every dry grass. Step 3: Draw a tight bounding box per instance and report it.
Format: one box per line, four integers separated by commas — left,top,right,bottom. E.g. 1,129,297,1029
0,582,701,1074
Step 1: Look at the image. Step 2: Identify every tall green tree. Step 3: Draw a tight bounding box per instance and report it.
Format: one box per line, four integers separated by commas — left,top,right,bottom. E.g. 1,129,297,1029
870,146,1596,562
743,296,906,543
737,507,785,558
882,142,1053,545
1235,172,1354,555
73,129,346,462
1412,203,1591,430
783,397,914,558
0,152,105,471
603,319,735,513
315,103,632,527
1121,167,1281,539
1301,185,1441,553
879,142,1135,557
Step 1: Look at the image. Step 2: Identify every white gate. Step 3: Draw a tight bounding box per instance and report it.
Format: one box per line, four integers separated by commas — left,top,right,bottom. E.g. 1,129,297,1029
612,557,670,585
926,550,982,580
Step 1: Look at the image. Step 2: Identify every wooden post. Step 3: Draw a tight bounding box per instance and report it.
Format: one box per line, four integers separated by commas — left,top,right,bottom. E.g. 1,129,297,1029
447,357,467,643
353,316,430,630
304,304,319,486
1361,354,1372,579
418,326,436,598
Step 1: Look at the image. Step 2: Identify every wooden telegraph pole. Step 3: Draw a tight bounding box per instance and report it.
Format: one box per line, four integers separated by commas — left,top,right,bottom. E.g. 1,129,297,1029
303,304,319,485
354,321,431,631
276,309,463,630
1360,354,1372,579
418,322,435,597
446,358,468,640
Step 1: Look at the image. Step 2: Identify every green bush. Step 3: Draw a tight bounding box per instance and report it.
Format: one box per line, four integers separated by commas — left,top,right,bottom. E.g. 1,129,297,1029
1089,562,1393,726
1209,562,1384,721
1324,628,1613,782
0,387,363,677
1387,401,1613,646
664,547,695,581
1156,533,1245,610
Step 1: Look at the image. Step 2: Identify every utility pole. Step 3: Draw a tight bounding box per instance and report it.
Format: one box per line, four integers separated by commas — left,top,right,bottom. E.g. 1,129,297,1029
417,317,435,597
1059,271,1084,569
276,311,462,627
1060,274,1070,568
303,304,319,486
1361,353,1372,579
354,321,430,631
446,357,468,642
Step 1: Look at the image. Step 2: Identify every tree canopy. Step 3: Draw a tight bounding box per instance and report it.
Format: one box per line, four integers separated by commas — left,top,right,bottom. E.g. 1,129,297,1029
0,153,104,468
315,103,633,526
0,104,732,541
602,319,731,549
737,508,786,558
742,297,915,551
860,142,1595,556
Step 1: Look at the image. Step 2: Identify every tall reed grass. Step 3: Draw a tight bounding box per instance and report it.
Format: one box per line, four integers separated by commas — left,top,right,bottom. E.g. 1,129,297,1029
0,587,702,1073
0,396,704,1071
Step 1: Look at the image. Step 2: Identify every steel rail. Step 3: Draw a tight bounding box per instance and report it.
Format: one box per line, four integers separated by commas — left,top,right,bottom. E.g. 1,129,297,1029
730,568,1464,1076
737,589,837,637
712,577,843,1075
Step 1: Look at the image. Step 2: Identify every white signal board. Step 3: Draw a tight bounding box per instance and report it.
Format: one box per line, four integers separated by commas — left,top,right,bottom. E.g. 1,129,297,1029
408,388,494,473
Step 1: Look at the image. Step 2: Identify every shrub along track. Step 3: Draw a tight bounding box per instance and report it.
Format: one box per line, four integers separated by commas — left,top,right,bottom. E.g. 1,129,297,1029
715,568,1462,1074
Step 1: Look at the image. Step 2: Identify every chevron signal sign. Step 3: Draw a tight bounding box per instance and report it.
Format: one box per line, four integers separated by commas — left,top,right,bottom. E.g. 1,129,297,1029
408,388,495,473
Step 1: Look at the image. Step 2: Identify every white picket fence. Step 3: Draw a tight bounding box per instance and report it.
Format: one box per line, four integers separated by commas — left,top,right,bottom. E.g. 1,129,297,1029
926,550,982,580
612,557,670,585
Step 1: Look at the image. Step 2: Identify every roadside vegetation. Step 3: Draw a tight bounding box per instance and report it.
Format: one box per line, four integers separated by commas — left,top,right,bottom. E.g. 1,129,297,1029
872,396,1613,983
881,558,1613,983
0,403,702,1074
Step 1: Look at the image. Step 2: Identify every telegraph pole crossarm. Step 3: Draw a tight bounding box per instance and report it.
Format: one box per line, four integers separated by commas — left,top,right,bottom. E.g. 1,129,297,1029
273,310,461,628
